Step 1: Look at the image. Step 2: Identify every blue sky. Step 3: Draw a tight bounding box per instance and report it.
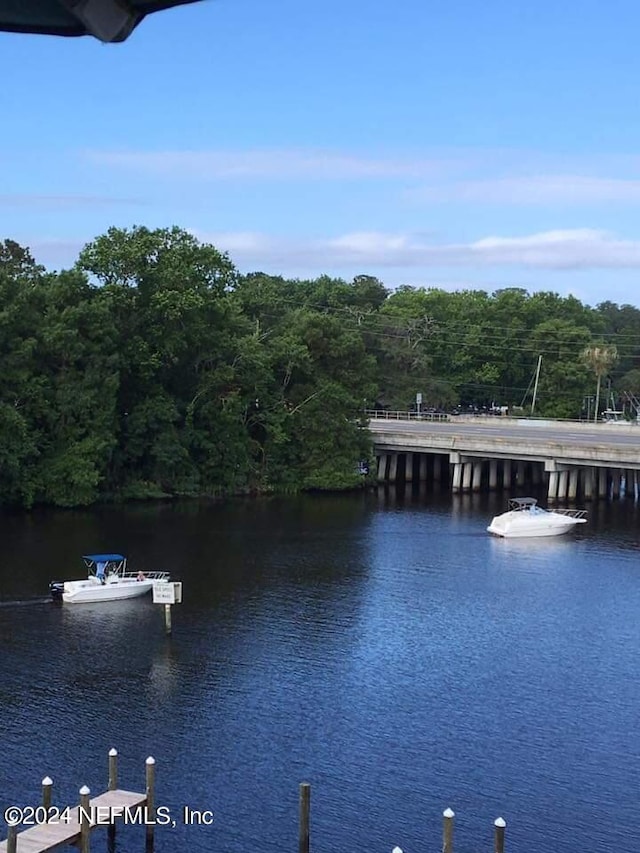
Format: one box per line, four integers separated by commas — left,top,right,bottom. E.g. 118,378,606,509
2,0,640,306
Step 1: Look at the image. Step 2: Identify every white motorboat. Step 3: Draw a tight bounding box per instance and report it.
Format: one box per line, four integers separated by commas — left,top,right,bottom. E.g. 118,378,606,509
49,554,170,604
487,497,587,539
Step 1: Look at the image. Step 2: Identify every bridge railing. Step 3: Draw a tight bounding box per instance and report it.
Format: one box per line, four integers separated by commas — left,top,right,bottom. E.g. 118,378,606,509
365,409,450,422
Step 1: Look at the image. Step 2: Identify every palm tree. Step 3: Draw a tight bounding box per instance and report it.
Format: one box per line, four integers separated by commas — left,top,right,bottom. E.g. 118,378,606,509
581,344,618,422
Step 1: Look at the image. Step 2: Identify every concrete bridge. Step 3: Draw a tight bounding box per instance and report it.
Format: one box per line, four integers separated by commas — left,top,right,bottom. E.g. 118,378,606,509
368,412,640,502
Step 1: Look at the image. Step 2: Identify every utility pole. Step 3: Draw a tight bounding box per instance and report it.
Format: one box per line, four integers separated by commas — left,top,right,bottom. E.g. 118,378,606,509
531,355,542,415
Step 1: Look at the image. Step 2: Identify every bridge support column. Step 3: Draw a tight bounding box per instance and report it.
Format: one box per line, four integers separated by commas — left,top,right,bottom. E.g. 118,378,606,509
598,468,607,498
532,463,542,485
516,461,526,484
503,459,512,489
419,454,428,482
611,469,620,499
568,468,578,501
462,462,472,491
472,461,483,491
633,470,639,502
433,455,442,483
489,460,498,490
557,470,569,500
405,452,413,482
388,453,398,483
452,462,463,492
547,470,559,501
377,454,388,482
583,467,594,499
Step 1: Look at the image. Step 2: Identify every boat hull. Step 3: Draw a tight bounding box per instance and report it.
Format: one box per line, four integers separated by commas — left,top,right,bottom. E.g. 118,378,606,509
60,578,161,604
487,514,586,538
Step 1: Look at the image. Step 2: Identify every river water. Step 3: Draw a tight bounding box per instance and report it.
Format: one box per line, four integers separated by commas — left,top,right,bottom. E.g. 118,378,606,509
1,488,640,853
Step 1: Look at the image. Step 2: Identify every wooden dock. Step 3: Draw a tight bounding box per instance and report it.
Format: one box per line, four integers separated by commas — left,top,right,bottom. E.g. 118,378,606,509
0,790,146,853
1,750,155,853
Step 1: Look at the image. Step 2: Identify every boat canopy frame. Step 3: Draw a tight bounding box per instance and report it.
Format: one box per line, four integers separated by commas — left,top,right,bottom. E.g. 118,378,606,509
506,497,587,519
507,497,538,511
82,554,127,579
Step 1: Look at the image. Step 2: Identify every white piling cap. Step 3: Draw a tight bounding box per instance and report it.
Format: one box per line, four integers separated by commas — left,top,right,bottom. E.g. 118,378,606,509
146,756,156,765
443,807,455,818
79,785,90,795
42,776,53,786
494,817,506,828
109,748,118,756
392,847,403,853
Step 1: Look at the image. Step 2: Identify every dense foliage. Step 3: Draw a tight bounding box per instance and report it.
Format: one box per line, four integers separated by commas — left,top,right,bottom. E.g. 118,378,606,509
1,227,639,508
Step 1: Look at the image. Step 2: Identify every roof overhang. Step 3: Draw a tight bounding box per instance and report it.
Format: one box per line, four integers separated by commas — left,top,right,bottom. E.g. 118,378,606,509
0,0,204,43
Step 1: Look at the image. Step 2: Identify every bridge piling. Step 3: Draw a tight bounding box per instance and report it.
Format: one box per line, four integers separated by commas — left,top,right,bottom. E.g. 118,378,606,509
503,460,512,489
568,469,578,500
419,453,428,482
462,462,472,491
405,452,414,482
471,461,482,491
584,467,594,499
377,453,388,482
489,460,498,490
451,461,462,492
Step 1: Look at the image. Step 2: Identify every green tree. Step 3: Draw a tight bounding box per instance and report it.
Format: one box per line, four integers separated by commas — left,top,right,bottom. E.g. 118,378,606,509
0,241,47,505
77,226,239,498
528,320,592,418
581,343,619,422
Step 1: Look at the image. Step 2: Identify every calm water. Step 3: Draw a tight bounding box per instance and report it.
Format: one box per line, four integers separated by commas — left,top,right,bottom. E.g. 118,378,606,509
1,489,640,853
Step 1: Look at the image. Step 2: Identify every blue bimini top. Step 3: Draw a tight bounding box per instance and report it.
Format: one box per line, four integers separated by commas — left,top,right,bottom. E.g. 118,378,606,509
83,554,126,563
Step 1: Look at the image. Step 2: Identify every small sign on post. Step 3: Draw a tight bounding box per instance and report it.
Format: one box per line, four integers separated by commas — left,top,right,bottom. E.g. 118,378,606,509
152,581,182,604
153,582,182,634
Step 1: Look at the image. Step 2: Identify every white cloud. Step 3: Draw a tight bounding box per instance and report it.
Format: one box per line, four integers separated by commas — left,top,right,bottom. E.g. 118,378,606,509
21,227,640,294
83,147,640,207
0,194,142,208
200,227,640,271
410,175,640,205
84,148,456,181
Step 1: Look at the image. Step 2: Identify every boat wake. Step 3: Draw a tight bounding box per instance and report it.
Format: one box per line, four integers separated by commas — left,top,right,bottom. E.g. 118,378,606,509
0,597,52,608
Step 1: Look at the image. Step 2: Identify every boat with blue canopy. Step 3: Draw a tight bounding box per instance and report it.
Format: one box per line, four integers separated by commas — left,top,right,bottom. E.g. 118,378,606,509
50,553,170,603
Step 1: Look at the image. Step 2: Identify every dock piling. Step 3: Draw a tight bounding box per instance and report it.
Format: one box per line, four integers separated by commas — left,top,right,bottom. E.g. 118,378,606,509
79,786,90,853
494,817,506,853
298,782,310,853
108,748,118,791
5,825,16,853
145,756,156,847
108,749,118,845
443,807,455,853
41,777,53,810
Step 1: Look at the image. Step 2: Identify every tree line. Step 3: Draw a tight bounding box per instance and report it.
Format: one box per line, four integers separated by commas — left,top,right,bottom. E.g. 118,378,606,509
1,226,639,508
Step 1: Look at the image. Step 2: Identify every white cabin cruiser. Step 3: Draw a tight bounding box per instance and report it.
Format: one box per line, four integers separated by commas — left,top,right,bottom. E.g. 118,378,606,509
50,554,170,604
487,498,587,539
